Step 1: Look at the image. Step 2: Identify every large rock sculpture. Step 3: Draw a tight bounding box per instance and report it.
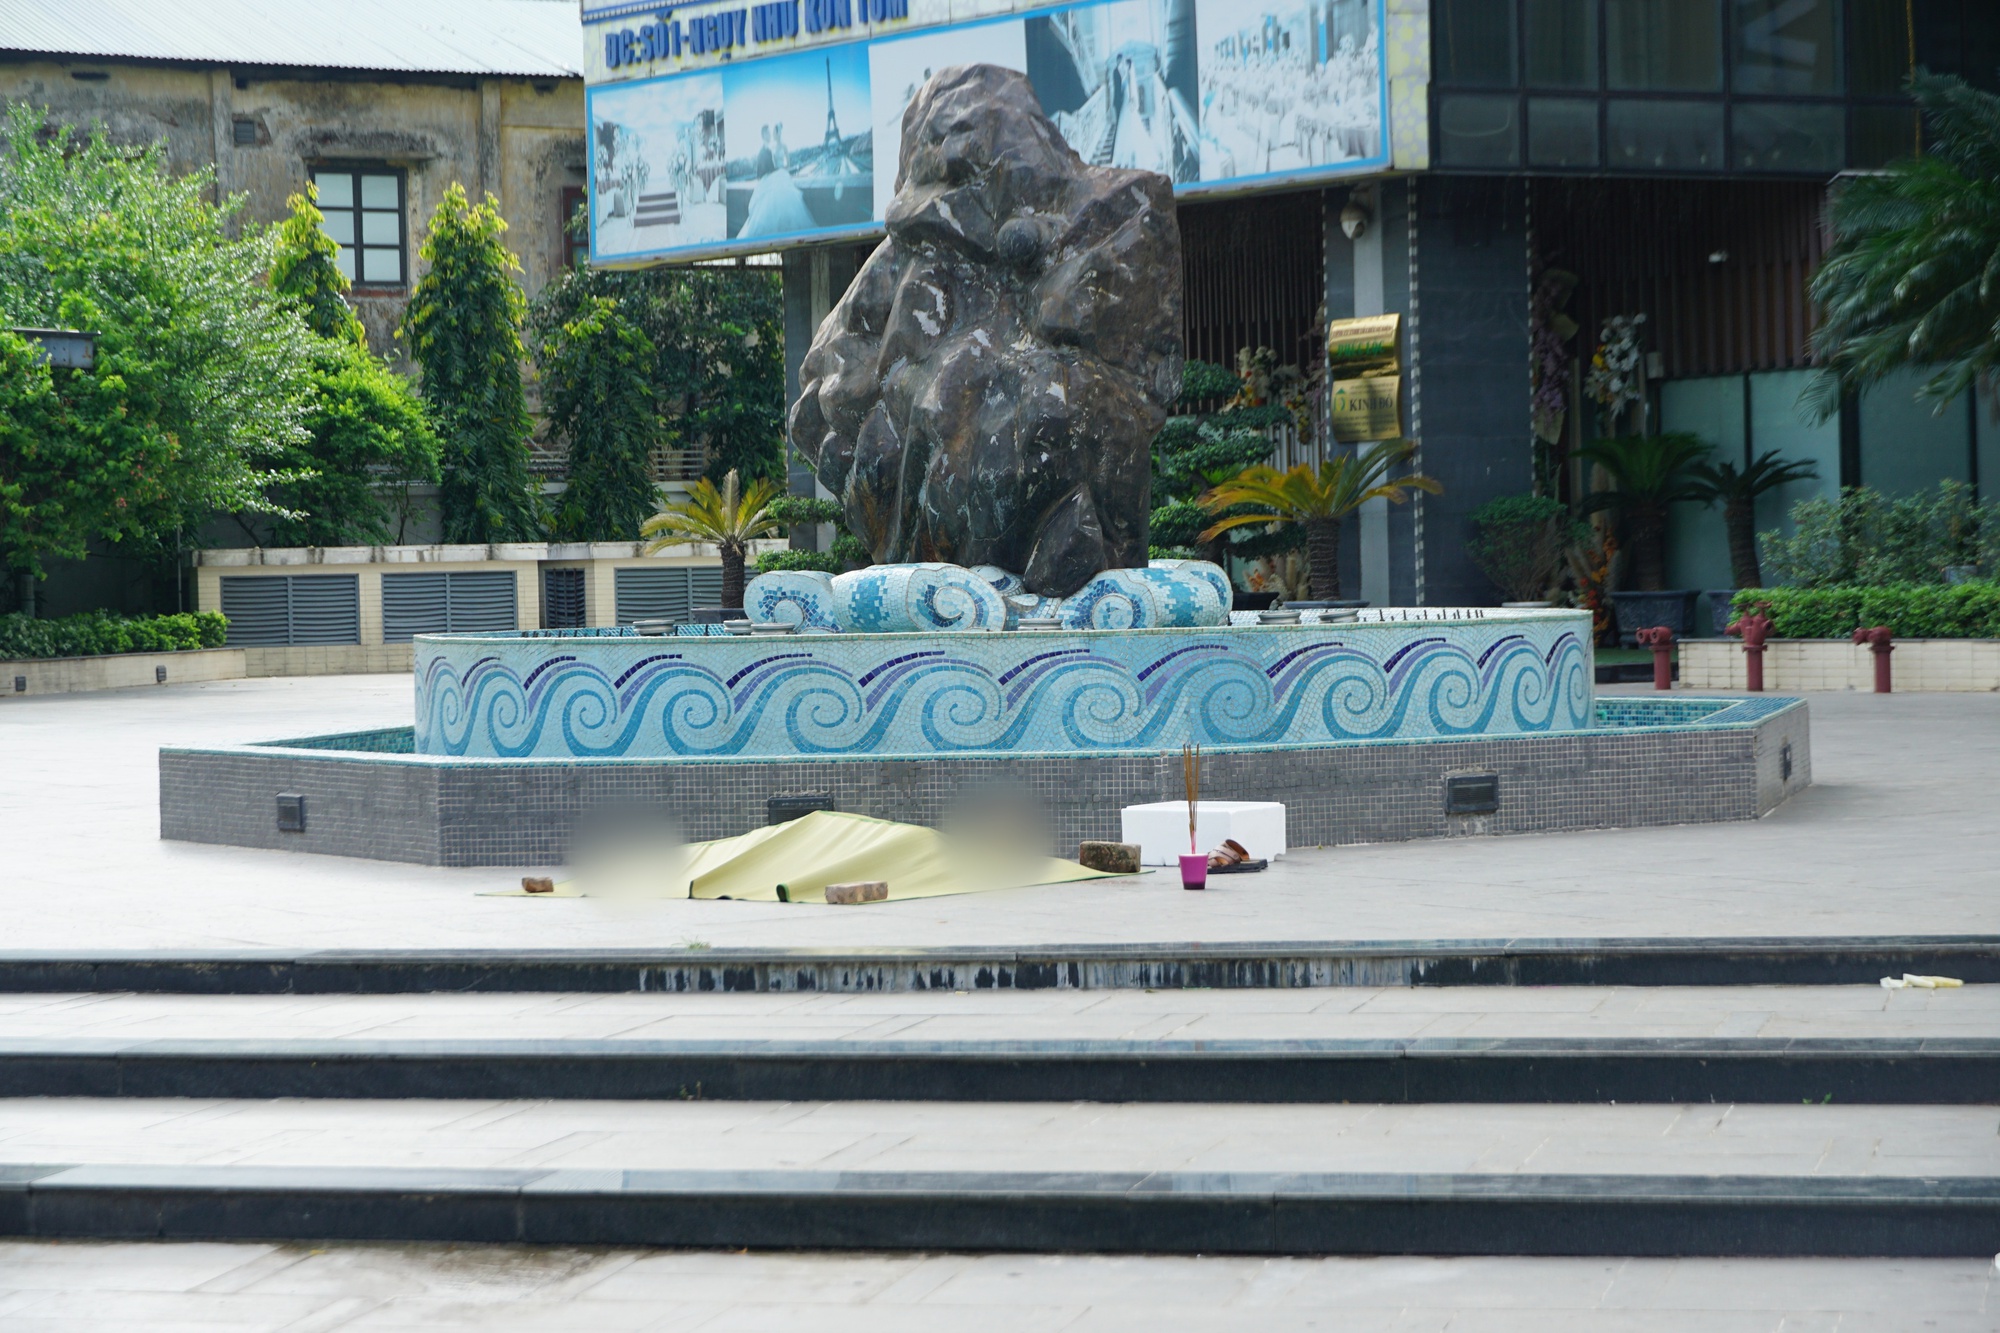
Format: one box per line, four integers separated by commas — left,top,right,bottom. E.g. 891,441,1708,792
786,64,1184,598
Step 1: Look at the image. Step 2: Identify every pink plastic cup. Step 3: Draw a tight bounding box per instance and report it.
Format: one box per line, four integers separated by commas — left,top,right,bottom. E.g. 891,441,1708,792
1179,853,1208,891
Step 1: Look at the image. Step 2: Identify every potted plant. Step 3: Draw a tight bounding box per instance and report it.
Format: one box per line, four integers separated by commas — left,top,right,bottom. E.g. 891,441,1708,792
640,467,782,616
1687,449,1819,633
1573,432,1712,640
1468,495,1588,605
1196,440,1441,603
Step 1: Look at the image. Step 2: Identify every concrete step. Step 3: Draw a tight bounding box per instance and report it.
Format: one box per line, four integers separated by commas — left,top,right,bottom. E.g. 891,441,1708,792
2,1098,1995,1255
3,986,1992,1104
3,936,1996,994
5,1035,1993,1104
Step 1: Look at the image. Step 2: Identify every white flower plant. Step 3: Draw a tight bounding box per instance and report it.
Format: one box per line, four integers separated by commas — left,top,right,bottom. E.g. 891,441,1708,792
1585,312,1649,435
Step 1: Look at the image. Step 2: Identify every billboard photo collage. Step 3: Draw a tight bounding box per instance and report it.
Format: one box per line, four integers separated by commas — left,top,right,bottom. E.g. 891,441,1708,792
590,0,1386,263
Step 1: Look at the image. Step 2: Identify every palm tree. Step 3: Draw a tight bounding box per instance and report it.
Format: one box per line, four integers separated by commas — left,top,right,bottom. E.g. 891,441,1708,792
1688,450,1820,588
640,468,783,610
1573,432,1713,592
1197,441,1440,601
1806,74,2000,418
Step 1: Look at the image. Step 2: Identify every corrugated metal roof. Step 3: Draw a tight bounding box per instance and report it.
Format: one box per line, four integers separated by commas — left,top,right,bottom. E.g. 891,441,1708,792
0,0,583,78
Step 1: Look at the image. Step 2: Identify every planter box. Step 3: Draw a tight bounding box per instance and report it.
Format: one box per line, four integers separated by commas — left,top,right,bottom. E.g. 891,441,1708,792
1681,638,2000,692
1611,590,1699,644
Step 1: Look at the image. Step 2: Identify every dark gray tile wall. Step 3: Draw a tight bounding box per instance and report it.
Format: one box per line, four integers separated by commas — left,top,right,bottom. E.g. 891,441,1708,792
161,701,1810,868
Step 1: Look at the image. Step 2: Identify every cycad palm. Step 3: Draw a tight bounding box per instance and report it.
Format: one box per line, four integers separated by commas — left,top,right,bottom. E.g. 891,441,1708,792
640,468,782,610
1573,432,1712,592
1197,440,1440,600
1688,450,1820,588
1807,74,2000,417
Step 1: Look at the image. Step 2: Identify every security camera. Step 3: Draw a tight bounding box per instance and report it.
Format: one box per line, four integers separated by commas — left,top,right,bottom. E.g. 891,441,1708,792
1339,199,1370,240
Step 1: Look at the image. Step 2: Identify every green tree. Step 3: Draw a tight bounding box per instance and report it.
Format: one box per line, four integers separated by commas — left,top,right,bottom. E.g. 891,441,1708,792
641,468,783,608
1198,441,1440,600
264,189,439,547
1687,450,1819,588
530,292,661,542
671,267,785,486
1806,74,2000,416
529,262,787,537
402,183,542,542
1573,432,1712,592
0,105,315,575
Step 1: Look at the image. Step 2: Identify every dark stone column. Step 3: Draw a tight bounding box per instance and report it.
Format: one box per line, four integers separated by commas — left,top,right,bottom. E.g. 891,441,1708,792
782,244,872,547
1409,177,1533,606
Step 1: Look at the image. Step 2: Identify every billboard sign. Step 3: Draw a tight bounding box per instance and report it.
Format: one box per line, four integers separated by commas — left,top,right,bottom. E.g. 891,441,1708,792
582,0,1390,266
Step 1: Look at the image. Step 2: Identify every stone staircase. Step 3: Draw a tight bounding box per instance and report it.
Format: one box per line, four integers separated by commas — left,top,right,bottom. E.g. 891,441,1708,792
1,941,1995,1257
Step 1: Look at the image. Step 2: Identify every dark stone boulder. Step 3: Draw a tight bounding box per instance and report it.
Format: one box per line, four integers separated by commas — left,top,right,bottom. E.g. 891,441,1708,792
787,64,1184,597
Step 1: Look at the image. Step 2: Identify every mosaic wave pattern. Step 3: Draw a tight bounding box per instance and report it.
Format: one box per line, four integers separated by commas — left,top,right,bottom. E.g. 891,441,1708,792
743,560,1232,633
415,612,1595,760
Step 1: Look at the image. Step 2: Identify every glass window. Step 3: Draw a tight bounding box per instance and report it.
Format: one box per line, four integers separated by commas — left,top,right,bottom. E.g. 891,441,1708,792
1848,0,1913,95
1438,94,1522,167
1526,0,1597,87
1733,0,1839,93
1733,102,1844,172
1606,0,1722,91
310,167,408,289
1607,99,1724,169
1528,97,1600,166
1434,0,1516,86
1850,104,1920,168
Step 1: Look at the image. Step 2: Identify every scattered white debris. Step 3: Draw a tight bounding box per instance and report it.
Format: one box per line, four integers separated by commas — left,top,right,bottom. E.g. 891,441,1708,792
1879,974,1964,989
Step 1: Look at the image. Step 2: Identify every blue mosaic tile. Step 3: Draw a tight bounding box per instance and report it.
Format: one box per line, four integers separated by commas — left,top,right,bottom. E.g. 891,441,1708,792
413,611,1597,760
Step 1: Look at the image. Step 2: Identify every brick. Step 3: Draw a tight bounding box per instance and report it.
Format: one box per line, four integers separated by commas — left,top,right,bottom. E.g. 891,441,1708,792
1078,841,1142,874
824,880,888,905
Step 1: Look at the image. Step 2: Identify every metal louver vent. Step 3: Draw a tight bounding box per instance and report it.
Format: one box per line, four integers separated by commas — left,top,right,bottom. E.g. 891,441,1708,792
614,567,725,624
220,575,359,646
383,571,519,642
219,577,291,646
446,571,517,632
543,568,586,629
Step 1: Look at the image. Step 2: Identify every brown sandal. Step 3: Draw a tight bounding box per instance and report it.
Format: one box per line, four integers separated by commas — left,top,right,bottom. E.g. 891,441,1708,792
1206,839,1268,874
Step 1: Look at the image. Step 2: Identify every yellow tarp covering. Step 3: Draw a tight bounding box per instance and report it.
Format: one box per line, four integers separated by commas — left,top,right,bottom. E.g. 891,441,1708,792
488,810,1119,903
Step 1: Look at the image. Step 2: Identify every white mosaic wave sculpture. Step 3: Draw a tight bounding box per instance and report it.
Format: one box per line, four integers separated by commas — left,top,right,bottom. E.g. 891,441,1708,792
744,560,1232,633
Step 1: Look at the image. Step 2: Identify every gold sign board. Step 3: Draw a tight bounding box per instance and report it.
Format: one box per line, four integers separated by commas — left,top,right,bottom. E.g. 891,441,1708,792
1329,376,1402,442
1325,313,1401,374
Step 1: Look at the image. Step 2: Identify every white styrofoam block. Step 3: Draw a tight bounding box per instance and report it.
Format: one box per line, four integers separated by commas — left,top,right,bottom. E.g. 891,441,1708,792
1120,800,1288,867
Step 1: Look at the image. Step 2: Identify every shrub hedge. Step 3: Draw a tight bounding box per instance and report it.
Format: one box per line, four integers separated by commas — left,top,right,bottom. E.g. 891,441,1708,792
0,610,228,660
1732,583,2000,640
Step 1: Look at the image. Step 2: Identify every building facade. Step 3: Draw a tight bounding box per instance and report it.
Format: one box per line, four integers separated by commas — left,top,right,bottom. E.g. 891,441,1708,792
0,0,588,358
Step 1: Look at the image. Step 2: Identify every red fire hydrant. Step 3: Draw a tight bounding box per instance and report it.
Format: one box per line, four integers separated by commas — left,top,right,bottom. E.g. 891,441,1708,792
1726,611,1773,693
1852,625,1894,693
1634,625,1675,691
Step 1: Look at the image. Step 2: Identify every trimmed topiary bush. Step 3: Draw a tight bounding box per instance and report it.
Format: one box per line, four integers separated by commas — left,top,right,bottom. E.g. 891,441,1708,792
0,610,228,659
1731,582,2000,639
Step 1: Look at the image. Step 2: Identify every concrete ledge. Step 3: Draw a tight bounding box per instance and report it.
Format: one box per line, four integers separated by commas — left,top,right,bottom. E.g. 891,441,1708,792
3,935,1992,994
159,697,1813,867
1683,638,2000,692
1,1036,1993,1105
240,644,412,677
2,648,246,698
4,1164,1995,1256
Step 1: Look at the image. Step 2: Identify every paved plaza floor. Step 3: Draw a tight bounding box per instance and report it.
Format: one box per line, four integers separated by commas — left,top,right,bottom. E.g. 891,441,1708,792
0,1242,1989,1332
3,675,1997,951
3,674,1997,1325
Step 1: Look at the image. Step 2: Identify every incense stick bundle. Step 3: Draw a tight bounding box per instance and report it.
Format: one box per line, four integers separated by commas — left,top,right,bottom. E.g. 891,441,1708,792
1182,742,1200,855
